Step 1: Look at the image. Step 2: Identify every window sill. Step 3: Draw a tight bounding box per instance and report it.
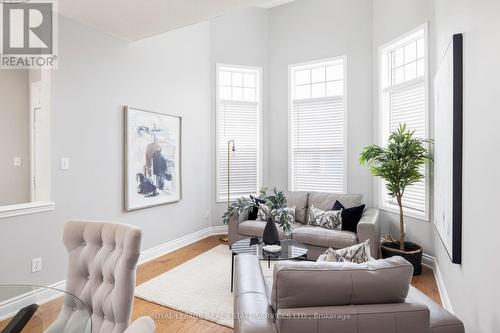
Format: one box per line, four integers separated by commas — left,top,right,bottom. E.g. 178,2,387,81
378,203,429,222
0,202,55,219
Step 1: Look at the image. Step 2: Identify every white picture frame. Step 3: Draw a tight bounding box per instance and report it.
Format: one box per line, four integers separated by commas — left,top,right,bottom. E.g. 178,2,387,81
124,106,182,211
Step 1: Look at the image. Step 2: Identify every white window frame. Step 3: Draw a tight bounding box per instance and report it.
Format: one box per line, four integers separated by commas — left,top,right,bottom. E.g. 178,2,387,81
378,23,430,221
287,56,348,193
215,63,263,202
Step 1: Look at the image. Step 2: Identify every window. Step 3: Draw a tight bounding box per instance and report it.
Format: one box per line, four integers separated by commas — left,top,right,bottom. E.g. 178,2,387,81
379,24,429,220
216,64,262,201
289,57,346,193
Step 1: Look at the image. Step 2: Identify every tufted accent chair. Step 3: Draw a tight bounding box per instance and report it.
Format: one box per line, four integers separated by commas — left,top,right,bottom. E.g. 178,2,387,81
46,220,155,333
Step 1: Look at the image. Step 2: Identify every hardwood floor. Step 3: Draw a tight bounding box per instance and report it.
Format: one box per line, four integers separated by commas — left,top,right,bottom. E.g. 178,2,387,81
133,236,442,332
0,236,441,332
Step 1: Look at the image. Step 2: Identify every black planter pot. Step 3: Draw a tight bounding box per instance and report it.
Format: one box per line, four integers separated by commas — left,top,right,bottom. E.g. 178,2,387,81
262,218,280,245
381,241,423,275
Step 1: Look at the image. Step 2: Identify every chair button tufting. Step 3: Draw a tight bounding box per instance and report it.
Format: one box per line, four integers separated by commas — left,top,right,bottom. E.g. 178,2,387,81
82,241,86,246
72,306,77,311
86,274,90,280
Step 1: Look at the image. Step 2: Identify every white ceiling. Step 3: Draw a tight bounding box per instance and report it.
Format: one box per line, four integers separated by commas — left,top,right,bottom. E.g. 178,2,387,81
58,0,295,41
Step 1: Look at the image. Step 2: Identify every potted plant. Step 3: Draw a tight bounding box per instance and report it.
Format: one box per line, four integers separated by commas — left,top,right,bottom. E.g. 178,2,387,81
359,124,432,275
222,188,294,245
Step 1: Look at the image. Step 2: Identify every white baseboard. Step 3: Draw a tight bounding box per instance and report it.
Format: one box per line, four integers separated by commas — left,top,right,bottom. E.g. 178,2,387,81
138,225,228,264
0,280,66,321
421,253,454,313
0,225,228,320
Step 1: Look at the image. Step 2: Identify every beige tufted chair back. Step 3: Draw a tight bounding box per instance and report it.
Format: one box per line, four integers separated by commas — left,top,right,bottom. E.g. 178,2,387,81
57,220,142,333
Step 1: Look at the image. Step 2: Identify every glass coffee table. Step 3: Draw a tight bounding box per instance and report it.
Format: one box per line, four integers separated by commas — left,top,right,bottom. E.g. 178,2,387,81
230,237,308,291
0,285,91,333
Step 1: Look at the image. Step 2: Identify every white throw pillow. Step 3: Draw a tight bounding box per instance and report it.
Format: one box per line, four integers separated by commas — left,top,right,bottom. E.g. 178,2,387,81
256,204,271,221
308,205,342,230
257,205,296,224
317,240,372,264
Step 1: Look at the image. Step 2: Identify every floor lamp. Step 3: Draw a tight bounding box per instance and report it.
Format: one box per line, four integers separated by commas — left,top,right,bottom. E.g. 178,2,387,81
220,140,235,242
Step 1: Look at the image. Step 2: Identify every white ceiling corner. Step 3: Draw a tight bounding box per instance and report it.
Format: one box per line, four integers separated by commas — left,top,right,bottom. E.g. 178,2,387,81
257,0,297,9
58,0,279,41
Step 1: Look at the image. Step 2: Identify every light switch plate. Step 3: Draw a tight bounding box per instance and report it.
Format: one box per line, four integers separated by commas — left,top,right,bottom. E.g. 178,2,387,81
13,157,21,167
60,157,69,170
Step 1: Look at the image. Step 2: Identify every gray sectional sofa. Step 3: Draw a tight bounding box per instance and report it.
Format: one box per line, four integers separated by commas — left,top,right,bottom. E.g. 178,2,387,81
233,254,464,333
228,191,380,259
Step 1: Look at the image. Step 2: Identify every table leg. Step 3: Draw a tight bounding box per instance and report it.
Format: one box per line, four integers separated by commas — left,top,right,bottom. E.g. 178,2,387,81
231,252,236,292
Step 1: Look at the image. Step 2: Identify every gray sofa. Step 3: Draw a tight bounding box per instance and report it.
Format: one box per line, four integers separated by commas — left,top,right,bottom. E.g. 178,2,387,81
229,191,380,259
234,254,464,333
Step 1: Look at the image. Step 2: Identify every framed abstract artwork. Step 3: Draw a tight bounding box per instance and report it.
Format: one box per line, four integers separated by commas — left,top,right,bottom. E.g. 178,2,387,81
433,33,463,264
124,107,182,211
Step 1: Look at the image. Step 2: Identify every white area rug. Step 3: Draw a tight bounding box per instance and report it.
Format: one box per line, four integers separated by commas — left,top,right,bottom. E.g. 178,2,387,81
135,245,274,328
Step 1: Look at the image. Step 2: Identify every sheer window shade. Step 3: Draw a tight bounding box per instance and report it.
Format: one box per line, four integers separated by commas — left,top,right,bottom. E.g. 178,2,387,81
380,25,428,219
289,58,346,193
216,65,261,201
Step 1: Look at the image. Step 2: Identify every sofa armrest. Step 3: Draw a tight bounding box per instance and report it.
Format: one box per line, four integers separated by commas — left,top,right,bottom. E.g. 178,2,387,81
276,303,430,333
124,317,155,333
357,208,380,259
234,255,277,333
229,210,250,247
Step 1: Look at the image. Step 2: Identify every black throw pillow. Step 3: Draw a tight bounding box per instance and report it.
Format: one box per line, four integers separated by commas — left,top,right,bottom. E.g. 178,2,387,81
248,195,266,220
332,200,365,233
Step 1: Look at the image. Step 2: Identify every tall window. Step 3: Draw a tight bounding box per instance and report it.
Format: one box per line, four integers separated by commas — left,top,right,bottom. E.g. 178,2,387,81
289,57,346,193
216,64,262,201
379,24,429,220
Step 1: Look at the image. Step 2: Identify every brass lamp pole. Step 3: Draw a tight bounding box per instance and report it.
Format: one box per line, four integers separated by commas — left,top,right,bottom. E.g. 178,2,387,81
220,140,236,242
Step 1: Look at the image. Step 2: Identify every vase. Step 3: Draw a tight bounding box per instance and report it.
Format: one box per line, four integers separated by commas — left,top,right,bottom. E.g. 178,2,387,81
262,218,280,245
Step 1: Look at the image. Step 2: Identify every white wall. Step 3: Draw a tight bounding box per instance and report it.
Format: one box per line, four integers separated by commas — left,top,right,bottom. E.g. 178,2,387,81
430,0,500,331
0,17,212,285
209,8,270,225
0,70,30,205
267,0,374,204
371,0,435,255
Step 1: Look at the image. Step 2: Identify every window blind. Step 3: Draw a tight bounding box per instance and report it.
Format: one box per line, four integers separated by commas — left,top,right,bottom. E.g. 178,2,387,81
290,96,345,193
386,81,426,212
216,65,261,201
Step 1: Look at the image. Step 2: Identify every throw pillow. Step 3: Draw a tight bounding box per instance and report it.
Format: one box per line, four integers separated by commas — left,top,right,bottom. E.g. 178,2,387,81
248,195,266,220
256,204,272,221
335,240,372,263
308,205,343,230
276,206,296,224
316,240,372,263
316,247,345,262
257,205,296,224
332,201,366,233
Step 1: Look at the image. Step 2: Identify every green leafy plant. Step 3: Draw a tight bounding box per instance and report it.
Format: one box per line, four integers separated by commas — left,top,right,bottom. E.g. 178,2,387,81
222,187,293,233
264,188,293,234
359,124,432,251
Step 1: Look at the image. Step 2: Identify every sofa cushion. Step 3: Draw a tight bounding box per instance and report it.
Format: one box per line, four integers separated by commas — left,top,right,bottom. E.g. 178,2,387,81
292,225,357,249
271,256,413,311
285,191,309,224
308,192,364,212
239,220,302,238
